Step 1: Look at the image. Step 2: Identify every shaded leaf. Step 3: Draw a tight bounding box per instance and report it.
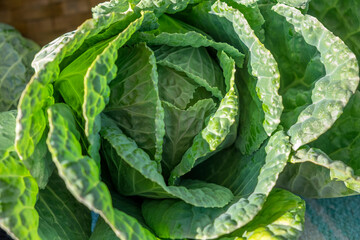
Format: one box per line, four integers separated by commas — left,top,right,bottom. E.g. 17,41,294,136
0,24,39,111
105,43,165,164
142,131,291,239
169,51,239,183
36,172,92,240
100,115,234,208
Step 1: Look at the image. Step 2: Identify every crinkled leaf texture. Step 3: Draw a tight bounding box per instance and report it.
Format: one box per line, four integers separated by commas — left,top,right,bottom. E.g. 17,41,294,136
100,114,234,207
0,111,40,240
47,103,157,240
15,3,138,161
175,0,283,156
273,4,359,150
169,50,239,183
218,188,305,240
82,13,146,165
0,24,40,112
277,91,360,198
211,0,282,138
0,88,94,240
308,0,360,61
10,0,360,239
142,131,291,239
104,42,165,166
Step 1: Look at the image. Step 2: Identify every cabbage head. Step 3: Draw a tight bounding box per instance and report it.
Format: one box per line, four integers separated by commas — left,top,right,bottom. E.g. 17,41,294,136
1,0,359,239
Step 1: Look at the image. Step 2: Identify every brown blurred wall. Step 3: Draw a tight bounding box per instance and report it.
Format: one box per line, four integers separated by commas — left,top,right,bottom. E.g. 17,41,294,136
0,0,104,46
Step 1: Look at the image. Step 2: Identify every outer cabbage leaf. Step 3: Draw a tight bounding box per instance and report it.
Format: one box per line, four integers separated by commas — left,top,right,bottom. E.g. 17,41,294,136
277,148,357,198
0,152,40,240
276,0,309,9
24,131,54,189
258,2,325,131
93,0,206,19
55,37,114,117
273,4,360,150
0,24,40,112
17,14,144,187
229,0,265,41
46,103,156,240
277,91,360,198
308,0,360,61
90,218,120,240
142,131,291,239
90,192,154,240
0,111,17,156
82,14,145,164
309,91,360,176
210,0,283,155
2,100,54,189
218,189,305,240
135,0,203,15
15,2,137,161
36,172,92,240
0,111,40,240
92,0,134,19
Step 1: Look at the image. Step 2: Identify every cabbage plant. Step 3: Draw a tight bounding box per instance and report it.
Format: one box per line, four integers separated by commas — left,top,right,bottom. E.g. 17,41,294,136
1,0,359,239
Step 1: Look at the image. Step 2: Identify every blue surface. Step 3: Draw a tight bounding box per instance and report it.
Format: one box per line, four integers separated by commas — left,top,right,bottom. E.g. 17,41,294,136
91,211,100,232
300,195,360,240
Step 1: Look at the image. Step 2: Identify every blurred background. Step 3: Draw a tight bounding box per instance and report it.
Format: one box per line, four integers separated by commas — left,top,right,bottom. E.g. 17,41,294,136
0,0,103,45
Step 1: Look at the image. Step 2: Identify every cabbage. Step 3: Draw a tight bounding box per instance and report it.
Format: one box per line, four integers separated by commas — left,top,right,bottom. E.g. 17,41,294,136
1,0,359,239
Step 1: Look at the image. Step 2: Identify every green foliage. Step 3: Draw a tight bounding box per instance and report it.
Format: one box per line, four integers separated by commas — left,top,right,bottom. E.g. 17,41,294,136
36,172,92,240
218,188,305,239
0,24,40,112
273,3,359,150
1,0,360,239
0,112,40,240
